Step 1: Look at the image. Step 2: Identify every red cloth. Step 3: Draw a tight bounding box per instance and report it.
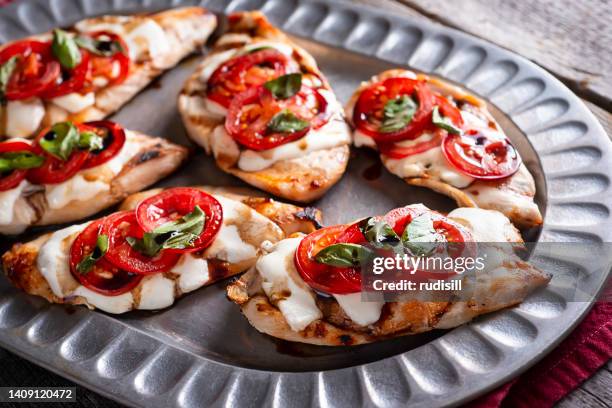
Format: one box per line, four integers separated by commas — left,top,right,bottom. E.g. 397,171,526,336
468,301,612,407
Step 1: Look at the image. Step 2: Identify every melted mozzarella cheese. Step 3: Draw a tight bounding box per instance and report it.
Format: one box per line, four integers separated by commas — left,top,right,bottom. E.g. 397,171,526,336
51,92,95,113
73,286,134,314
45,176,109,210
198,49,237,83
37,223,88,298
257,237,322,331
103,131,142,174
203,195,258,263
242,41,293,56
237,117,351,172
5,98,45,138
0,180,29,225
125,19,170,62
448,207,518,242
353,130,377,148
383,136,474,188
333,292,384,326
137,274,175,310
173,253,210,293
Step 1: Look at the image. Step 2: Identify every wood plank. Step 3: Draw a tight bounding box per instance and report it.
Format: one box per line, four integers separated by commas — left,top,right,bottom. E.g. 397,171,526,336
558,367,612,407
397,0,612,110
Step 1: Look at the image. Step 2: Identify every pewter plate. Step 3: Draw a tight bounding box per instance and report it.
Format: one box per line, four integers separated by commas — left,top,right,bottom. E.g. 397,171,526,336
0,0,611,407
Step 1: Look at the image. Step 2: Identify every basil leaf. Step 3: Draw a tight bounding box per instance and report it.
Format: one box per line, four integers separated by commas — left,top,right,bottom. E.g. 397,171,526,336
264,73,302,99
52,29,82,69
39,121,80,160
75,35,124,57
78,130,104,152
247,46,273,54
0,56,18,104
0,151,45,173
432,105,462,134
379,95,416,133
401,214,444,256
127,206,206,257
359,217,400,249
314,243,374,268
267,110,309,134
77,234,109,274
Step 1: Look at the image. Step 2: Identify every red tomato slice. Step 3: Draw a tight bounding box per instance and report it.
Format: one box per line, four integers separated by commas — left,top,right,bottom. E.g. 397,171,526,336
81,120,126,169
25,125,91,185
84,31,130,90
70,219,142,296
442,129,521,180
0,140,37,191
353,77,436,143
207,48,298,108
435,94,464,129
100,211,181,274
294,225,363,295
378,128,445,159
38,49,90,99
135,187,223,253
0,40,61,100
225,84,330,151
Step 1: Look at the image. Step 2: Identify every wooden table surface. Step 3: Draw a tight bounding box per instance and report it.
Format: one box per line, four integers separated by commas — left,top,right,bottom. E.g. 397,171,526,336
1,0,610,407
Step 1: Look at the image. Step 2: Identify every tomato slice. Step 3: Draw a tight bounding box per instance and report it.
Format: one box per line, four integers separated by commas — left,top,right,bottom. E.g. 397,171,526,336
353,77,436,143
135,187,223,253
442,129,521,180
38,49,90,99
225,84,329,151
378,128,445,159
70,219,142,296
0,140,37,191
25,125,91,185
294,225,363,295
84,31,130,90
81,120,126,169
0,40,61,100
100,211,181,274
207,48,297,108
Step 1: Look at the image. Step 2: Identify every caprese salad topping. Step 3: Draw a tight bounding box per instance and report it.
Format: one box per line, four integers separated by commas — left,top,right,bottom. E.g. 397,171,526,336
69,187,223,295
0,120,125,190
294,206,475,295
225,73,330,150
353,76,520,180
207,48,299,108
0,29,129,103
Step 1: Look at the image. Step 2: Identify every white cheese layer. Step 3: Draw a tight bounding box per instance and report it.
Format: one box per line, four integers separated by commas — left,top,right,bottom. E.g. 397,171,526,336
0,180,29,225
448,207,518,243
137,274,175,310
51,92,95,113
257,237,322,331
236,116,351,172
172,253,210,293
353,130,377,148
5,98,45,138
333,292,385,326
73,286,134,314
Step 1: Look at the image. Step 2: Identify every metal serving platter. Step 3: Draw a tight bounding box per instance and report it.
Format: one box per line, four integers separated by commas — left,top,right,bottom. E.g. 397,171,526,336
0,0,611,406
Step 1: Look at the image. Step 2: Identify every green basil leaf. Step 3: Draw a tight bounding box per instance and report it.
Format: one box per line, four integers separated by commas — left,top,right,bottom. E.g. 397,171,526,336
0,151,45,173
127,206,206,257
264,73,302,99
77,234,109,274
267,110,309,134
401,214,444,256
359,217,400,249
75,35,124,57
247,46,273,54
0,56,18,104
432,105,462,134
78,130,104,152
52,29,82,69
314,243,374,268
379,95,416,133
39,121,80,160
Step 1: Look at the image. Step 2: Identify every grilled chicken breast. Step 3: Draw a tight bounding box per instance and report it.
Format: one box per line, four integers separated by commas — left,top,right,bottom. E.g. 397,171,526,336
178,11,350,202
2,186,322,314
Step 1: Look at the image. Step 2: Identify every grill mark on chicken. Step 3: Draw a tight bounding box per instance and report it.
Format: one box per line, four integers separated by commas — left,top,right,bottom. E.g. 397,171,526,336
137,149,161,163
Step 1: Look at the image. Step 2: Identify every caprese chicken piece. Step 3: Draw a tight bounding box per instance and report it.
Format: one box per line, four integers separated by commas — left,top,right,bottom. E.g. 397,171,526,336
179,11,351,202
2,186,322,314
0,120,188,234
346,69,543,229
0,7,216,139
228,205,550,346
